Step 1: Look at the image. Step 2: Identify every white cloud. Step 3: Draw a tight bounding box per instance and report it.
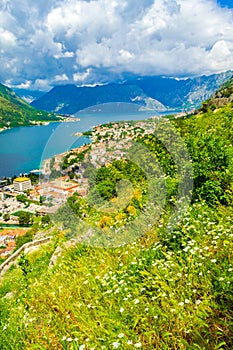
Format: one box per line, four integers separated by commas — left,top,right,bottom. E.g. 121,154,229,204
0,0,233,89
54,74,69,82
33,79,52,91
0,28,16,47
17,80,32,89
73,68,92,82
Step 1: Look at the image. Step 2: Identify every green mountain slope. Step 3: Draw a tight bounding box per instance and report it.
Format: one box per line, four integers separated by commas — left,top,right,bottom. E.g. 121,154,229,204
0,83,59,128
0,80,233,349
198,75,233,112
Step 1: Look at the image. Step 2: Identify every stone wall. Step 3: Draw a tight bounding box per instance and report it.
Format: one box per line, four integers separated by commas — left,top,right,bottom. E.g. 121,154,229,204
0,237,52,277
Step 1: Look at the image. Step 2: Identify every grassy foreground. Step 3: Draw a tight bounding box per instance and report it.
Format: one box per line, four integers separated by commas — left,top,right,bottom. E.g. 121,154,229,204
0,99,233,349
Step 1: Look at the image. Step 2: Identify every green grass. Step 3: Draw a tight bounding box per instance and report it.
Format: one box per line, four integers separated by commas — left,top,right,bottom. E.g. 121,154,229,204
0,203,232,349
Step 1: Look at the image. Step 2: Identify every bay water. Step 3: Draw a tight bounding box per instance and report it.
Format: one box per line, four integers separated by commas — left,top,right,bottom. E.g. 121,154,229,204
0,108,159,177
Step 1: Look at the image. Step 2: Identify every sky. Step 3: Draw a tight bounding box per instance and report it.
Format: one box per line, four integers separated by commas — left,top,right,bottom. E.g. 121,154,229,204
0,0,233,91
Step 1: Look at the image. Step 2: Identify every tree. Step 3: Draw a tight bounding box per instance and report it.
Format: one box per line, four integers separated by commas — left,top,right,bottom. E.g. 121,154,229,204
41,214,51,225
68,172,75,180
15,231,33,250
18,211,31,226
3,213,10,221
39,195,46,204
16,194,28,203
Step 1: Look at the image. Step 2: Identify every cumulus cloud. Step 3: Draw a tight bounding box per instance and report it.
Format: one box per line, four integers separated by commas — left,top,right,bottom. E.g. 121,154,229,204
0,0,233,90
54,74,69,82
73,68,92,82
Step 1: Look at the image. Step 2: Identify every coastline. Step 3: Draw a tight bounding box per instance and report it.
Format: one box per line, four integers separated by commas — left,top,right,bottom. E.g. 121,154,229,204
0,127,9,133
0,115,78,134
0,110,188,179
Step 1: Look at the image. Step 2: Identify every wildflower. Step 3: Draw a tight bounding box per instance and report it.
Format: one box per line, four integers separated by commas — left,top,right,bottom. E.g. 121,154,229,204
112,341,120,348
79,345,85,350
134,342,142,347
120,307,124,313
196,300,202,305
134,299,140,304
118,333,124,338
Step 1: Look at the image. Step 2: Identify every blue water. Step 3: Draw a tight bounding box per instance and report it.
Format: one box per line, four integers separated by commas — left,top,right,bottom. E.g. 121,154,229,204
0,107,165,177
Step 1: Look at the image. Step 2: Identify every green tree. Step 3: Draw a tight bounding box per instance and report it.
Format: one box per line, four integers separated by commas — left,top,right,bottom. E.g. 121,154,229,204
15,231,33,250
39,195,46,204
41,214,51,225
3,213,10,221
16,194,28,203
68,172,75,180
18,211,31,226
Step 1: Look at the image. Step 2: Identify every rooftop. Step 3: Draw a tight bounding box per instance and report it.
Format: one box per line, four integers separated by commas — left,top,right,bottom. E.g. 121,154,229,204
14,177,30,183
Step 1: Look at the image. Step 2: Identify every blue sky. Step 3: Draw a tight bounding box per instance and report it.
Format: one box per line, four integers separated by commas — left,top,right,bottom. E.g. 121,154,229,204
218,0,233,8
0,0,233,91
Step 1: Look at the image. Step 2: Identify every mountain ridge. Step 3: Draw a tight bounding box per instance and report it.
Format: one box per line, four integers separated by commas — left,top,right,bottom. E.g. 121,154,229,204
30,70,233,114
0,83,60,128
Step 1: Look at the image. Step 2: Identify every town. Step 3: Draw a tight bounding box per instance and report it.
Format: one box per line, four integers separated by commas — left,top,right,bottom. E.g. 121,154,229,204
0,118,159,259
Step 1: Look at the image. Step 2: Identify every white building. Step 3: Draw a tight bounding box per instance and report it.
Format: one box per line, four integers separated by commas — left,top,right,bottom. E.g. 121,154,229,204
13,177,32,192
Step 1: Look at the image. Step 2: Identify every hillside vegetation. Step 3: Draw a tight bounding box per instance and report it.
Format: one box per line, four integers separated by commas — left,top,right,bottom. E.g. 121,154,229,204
0,81,233,349
198,76,233,112
0,83,59,128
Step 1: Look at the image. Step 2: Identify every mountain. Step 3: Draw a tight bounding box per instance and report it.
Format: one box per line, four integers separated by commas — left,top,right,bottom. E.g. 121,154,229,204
211,76,233,105
197,76,233,113
31,83,166,115
0,83,59,128
12,88,44,103
30,71,233,114
124,70,233,109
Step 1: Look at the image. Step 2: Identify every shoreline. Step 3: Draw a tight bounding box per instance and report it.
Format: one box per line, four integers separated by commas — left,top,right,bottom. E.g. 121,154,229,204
0,110,191,179
0,116,81,134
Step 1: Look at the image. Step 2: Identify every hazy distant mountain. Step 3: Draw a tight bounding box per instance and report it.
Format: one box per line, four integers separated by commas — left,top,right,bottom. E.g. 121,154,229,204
124,71,233,109
31,83,166,115
30,71,233,115
12,88,44,103
0,83,59,128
